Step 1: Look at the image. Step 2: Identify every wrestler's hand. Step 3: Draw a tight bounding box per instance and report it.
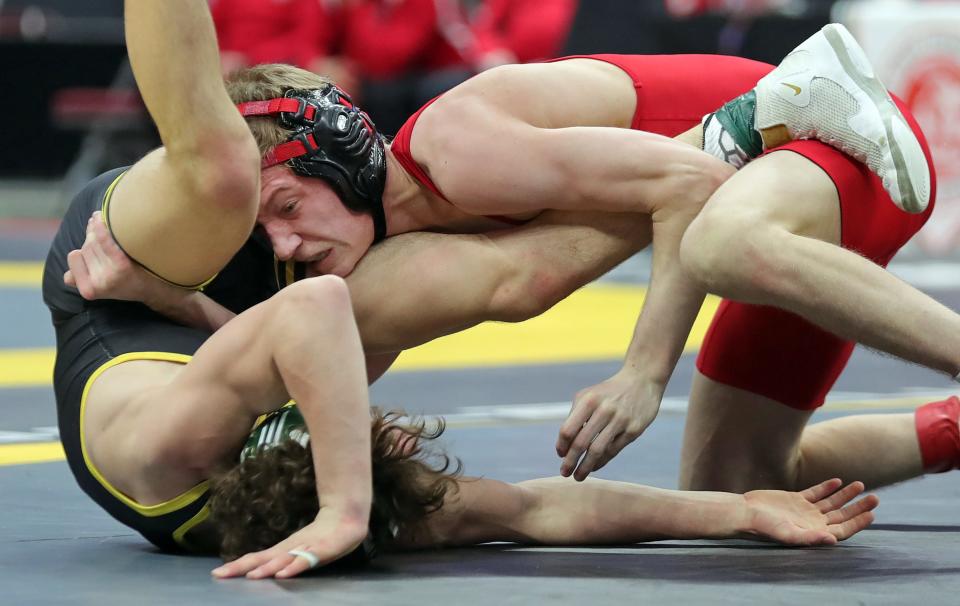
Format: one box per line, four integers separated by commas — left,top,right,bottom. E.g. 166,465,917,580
211,508,368,580
64,211,163,304
742,479,879,545
556,369,662,481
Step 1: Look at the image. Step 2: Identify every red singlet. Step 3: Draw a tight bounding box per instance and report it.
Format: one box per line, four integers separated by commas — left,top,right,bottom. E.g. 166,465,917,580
392,54,938,410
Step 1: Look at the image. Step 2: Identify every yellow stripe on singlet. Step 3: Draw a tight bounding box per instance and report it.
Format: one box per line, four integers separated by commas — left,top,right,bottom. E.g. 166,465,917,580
101,172,218,291
78,352,210,518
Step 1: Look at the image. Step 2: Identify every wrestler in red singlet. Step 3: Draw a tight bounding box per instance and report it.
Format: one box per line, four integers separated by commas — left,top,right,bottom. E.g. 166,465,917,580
391,53,937,412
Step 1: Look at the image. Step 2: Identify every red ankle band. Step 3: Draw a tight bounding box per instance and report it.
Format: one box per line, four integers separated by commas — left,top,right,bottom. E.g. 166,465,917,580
915,396,960,473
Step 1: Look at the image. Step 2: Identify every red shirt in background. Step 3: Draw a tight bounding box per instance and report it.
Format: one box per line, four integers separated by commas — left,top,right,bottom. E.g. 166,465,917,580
341,0,475,79
471,0,578,64
211,0,341,67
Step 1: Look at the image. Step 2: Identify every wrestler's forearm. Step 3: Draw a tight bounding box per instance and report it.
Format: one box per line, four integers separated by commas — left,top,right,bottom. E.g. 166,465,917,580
617,126,722,383
509,478,749,545
621,209,706,386
269,281,372,519
146,288,236,334
429,477,749,548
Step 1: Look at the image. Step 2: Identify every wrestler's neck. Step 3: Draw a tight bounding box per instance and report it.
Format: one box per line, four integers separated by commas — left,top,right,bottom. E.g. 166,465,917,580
381,146,491,236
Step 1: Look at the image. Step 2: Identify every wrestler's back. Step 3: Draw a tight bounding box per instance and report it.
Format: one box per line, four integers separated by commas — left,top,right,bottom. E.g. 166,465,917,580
430,59,640,130
421,54,773,134
400,54,772,217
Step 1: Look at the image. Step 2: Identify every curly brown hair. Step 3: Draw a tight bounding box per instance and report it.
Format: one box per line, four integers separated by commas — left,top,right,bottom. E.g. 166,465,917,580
207,409,461,562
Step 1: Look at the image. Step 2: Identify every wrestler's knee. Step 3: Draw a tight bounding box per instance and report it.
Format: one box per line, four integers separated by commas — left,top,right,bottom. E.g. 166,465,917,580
680,204,785,296
681,374,809,492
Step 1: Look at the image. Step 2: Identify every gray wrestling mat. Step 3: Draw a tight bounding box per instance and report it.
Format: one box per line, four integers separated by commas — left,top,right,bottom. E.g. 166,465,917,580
2,223,959,604
3,403,959,605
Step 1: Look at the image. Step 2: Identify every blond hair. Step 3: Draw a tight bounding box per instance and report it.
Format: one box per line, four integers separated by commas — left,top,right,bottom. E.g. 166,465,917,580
225,64,333,157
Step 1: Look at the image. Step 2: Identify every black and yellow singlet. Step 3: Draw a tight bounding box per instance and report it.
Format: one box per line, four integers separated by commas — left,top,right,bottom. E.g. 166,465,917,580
42,168,283,552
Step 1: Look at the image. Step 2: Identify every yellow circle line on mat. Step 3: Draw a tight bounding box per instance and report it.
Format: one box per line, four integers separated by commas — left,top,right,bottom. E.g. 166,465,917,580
0,262,44,287
0,442,65,467
0,285,721,387
395,285,720,370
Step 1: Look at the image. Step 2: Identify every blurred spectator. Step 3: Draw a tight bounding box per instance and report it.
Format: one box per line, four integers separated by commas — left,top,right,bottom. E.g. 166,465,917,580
211,0,332,69
341,0,477,78
471,0,578,67
340,0,484,133
663,0,833,57
210,0,359,99
209,0,576,133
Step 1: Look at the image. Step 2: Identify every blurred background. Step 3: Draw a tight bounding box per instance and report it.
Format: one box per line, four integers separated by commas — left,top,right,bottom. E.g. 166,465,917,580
3,5,960,600
1,0,958,256
3,0,960,389
1,0,959,337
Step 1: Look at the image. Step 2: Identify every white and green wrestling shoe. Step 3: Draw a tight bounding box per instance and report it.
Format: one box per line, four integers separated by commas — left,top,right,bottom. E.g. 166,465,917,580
707,24,931,214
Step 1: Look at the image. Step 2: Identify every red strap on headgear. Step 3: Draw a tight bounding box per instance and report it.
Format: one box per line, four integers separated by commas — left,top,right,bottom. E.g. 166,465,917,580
236,98,319,168
236,97,315,120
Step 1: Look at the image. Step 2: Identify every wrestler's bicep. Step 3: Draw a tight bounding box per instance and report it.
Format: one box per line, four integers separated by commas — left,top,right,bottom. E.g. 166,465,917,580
144,301,290,465
402,478,534,548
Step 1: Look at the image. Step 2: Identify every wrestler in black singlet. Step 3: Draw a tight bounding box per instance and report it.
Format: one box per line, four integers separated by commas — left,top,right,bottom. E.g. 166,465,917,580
43,168,280,552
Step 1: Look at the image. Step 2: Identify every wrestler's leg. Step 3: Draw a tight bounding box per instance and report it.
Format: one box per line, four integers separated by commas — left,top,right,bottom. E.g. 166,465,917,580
679,373,812,492
796,413,922,487
105,1,259,286
680,372,928,491
680,149,960,376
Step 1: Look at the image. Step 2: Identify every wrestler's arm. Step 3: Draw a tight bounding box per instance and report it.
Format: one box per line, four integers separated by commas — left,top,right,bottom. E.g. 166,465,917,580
349,210,651,354
417,95,732,217
137,277,372,579
557,185,708,479
66,209,636,375
97,1,260,286
404,477,877,549
419,92,734,475
65,211,236,333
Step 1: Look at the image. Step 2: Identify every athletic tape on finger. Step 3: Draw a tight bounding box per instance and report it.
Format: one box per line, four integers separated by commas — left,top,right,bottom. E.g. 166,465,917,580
288,549,320,569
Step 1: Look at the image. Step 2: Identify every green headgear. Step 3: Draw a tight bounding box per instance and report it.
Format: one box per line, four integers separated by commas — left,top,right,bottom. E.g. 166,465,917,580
240,405,309,462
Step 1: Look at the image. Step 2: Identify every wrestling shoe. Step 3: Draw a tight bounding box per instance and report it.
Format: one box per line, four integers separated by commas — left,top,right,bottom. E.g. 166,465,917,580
754,23,931,213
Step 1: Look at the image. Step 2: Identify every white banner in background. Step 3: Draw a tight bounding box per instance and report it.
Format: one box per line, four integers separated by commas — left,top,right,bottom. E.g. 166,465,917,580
836,1,960,257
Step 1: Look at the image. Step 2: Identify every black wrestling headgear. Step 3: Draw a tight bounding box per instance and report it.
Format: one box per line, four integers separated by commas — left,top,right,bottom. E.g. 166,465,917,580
237,85,388,243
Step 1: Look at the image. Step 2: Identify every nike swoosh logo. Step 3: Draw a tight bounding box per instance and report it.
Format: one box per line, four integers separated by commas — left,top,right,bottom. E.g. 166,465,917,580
781,82,802,96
